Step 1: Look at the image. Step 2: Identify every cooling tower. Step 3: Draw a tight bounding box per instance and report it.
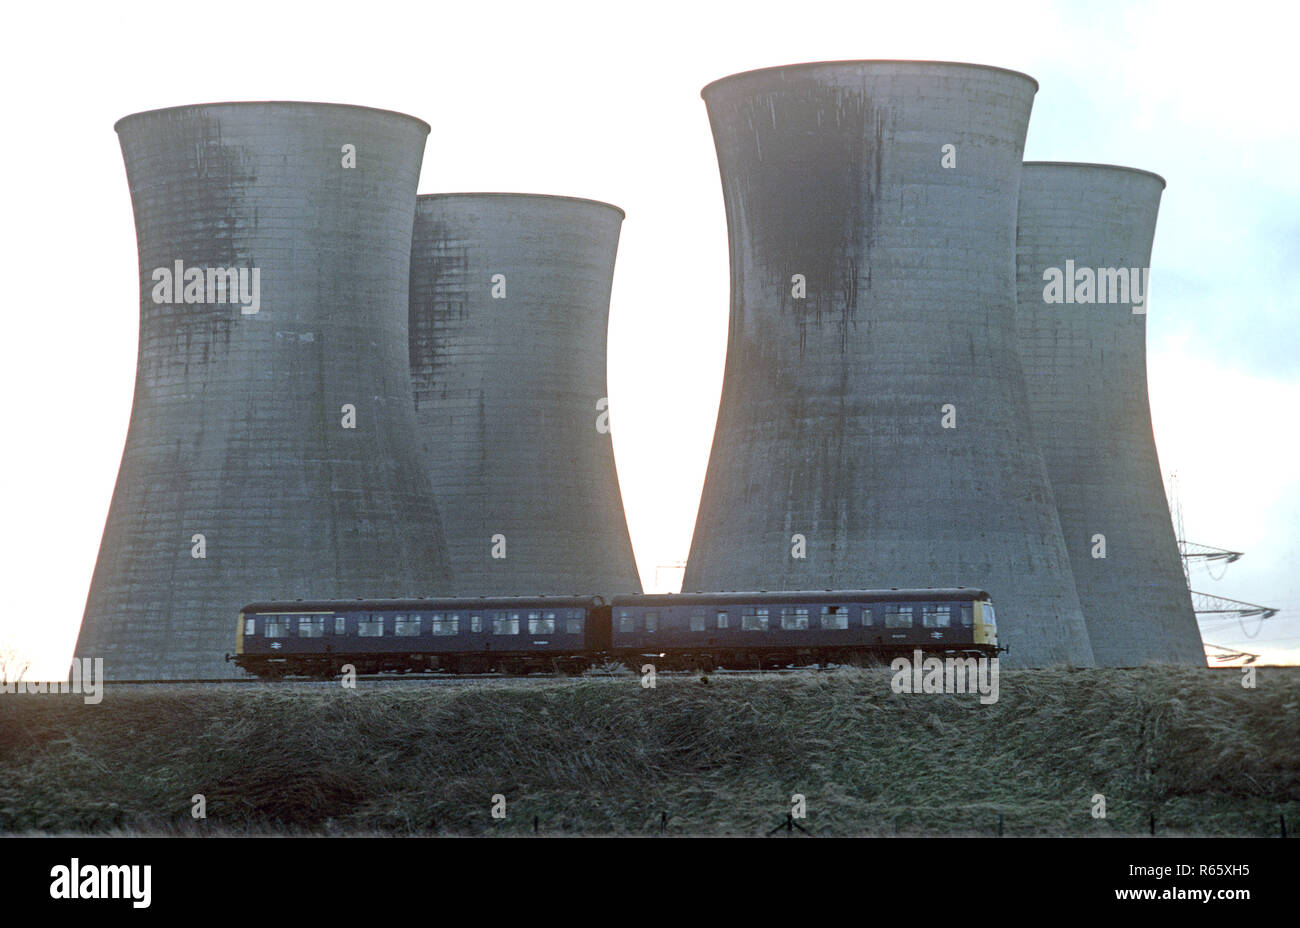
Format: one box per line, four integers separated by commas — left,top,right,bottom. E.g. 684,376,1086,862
682,61,1094,667
409,193,641,595
77,102,453,680
1015,163,1203,665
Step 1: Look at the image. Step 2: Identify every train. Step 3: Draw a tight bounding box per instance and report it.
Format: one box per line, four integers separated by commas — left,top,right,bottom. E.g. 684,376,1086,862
230,588,1000,679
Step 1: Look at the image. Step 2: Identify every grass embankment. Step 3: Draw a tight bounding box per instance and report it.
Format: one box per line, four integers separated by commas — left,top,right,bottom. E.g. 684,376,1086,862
1,666,1296,835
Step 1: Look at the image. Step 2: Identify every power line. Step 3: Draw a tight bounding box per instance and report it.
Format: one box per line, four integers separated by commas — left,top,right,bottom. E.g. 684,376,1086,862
1167,471,1283,655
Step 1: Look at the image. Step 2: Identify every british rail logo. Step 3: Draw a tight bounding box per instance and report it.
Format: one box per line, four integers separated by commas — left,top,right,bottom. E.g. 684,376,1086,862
890,650,999,704
151,260,261,315
1041,261,1150,313
49,859,151,908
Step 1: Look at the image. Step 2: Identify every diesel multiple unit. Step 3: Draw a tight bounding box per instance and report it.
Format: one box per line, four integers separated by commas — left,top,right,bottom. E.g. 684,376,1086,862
231,588,998,678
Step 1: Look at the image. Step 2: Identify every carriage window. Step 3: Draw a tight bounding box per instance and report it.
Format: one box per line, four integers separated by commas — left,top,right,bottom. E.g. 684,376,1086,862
716,611,729,629
393,614,419,636
298,616,326,638
960,606,973,627
781,607,810,630
984,605,997,629
334,616,346,635
529,612,556,635
643,612,659,633
741,608,769,631
617,611,635,633
566,614,584,634
244,618,256,636
429,614,458,636
821,606,848,630
470,614,483,633
885,605,913,628
923,605,951,628
264,617,290,638
689,613,706,632
494,614,521,635
860,607,874,627
357,615,384,637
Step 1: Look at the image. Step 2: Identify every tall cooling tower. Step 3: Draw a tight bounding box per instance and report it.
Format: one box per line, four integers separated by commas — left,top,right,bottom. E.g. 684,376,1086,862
682,61,1094,666
78,102,453,680
409,193,641,595
1015,162,1203,665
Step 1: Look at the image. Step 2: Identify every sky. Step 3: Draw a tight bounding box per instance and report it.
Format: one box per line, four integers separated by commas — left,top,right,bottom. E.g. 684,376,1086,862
1,0,1295,678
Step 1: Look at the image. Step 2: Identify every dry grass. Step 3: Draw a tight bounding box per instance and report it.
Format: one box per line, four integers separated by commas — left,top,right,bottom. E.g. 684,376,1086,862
0,666,1296,836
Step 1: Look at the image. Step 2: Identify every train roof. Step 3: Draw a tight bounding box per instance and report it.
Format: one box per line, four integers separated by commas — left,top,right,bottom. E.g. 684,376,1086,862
240,594,606,612
611,588,991,606
241,589,993,613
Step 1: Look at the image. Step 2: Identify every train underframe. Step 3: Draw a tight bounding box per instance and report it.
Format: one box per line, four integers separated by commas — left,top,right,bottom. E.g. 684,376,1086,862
615,645,997,672
236,644,998,680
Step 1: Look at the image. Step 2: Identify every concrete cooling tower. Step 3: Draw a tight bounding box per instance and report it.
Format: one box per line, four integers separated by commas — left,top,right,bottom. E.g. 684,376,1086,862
1015,162,1203,665
682,61,1094,667
77,102,453,680
409,193,641,596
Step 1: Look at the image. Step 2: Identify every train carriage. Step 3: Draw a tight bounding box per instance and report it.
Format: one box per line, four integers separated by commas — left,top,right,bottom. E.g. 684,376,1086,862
233,595,609,678
609,589,998,671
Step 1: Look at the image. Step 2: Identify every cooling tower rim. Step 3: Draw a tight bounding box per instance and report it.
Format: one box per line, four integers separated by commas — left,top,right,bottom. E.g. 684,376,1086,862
416,191,625,219
1024,160,1167,189
701,59,1038,98
114,101,431,135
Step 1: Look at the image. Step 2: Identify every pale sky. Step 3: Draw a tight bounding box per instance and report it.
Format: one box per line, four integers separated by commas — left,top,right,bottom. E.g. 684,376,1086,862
2,0,1295,678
